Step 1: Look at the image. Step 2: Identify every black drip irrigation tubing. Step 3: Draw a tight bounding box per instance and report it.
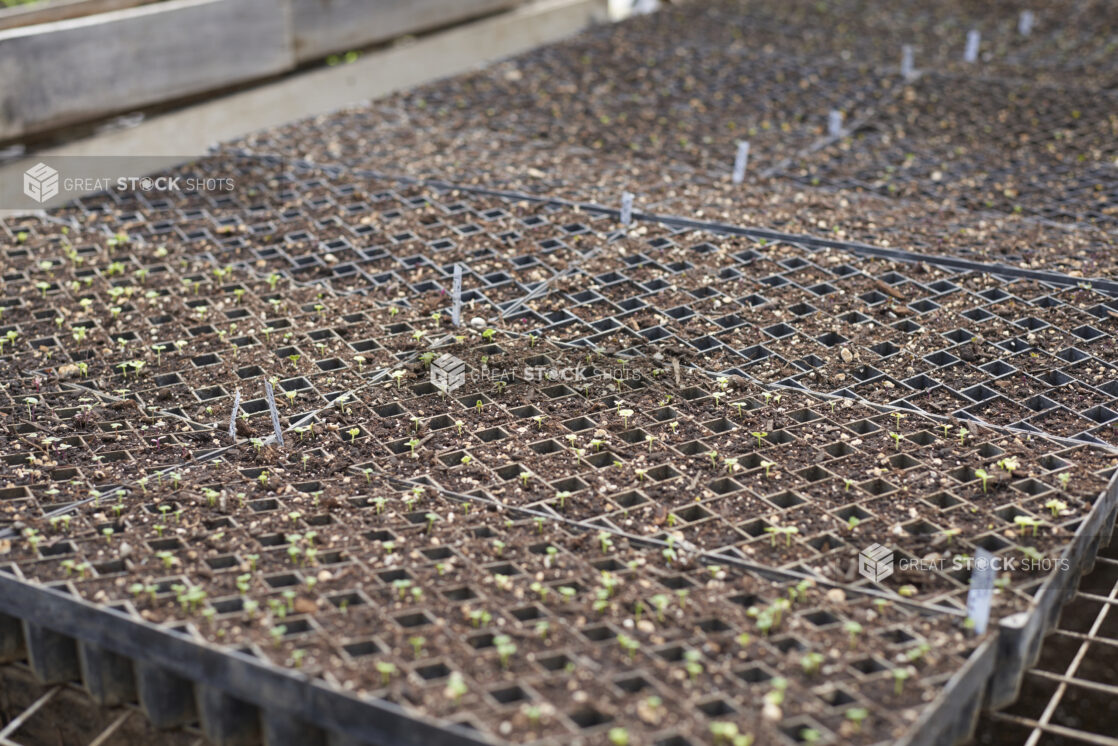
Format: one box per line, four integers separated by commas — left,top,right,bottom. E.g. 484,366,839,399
223,150,1118,297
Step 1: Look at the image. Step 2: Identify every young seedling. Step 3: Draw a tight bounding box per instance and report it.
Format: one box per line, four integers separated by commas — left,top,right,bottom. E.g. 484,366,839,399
494,634,517,668
409,636,426,658
958,427,969,447
1045,498,1068,517
683,649,703,681
619,408,634,428
892,667,912,695
608,728,630,746
846,707,869,733
751,431,767,448
765,525,798,547
889,431,903,450
375,661,397,686
801,651,825,676
443,671,467,703
760,460,776,478
974,468,990,493
618,633,640,660
1014,515,1041,536
844,621,863,648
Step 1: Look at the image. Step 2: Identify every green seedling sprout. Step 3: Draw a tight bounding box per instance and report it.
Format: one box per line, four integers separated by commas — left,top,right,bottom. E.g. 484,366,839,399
1014,515,1041,536
269,626,287,647
1045,498,1067,517
893,667,912,695
764,525,798,547
974,468,990,493
761,460,776,478
683,649,703,680
844,620,863,648
425,512,439,533
724,456,739,474
618,408,634,428
443,671,467,703
997,456,1020,477
375,661,397,686
390,369,405,388
608,727,630,746
801,651,825,676
618,633,640,660
889,431,903,450
846,707,869,733
460,454,472,466
958,427,969,446
494,634,517,668
708,450,719,466
409,635,426,658
751,431,767,447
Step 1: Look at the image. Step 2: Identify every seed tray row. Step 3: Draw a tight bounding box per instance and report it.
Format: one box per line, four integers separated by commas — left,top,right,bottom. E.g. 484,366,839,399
781,72,1118,232
6,168,1118,453
706,0,1118,86
499,234,1118,445
4,316,1115,612
222,1,1118,238
2,476,981,746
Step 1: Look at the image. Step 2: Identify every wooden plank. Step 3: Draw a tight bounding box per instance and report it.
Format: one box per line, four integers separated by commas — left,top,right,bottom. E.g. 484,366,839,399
0,0,294,141
0,0,157,33
290,0,522,62
0,0,607,215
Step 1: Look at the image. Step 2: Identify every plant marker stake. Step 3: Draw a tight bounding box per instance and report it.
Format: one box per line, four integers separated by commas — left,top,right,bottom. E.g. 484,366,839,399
228,390,241,441
451,263,464,327
264,380,284,448
1018,10,1034,36
964,29,981,63
732,141,750,184
965,547,996,635
901,45,915,79
828,110,844,138
620,192,634,226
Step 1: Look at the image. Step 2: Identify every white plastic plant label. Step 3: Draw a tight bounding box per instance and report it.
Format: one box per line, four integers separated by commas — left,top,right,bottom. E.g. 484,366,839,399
451,263,464,327
964,30,981,63
264,380,284,448
732,141,750,184
228,389,241,440
620,192,634,226
901,45,915,79
1019,10,1034,36
828,110,844,138
965,548,996,635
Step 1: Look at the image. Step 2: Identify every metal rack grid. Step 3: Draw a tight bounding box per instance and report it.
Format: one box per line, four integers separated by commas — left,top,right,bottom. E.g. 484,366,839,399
0,665,202,746
973,531,1118,746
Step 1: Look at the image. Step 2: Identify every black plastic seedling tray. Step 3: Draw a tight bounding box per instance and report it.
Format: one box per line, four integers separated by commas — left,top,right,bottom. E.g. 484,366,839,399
3,154,1118,746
